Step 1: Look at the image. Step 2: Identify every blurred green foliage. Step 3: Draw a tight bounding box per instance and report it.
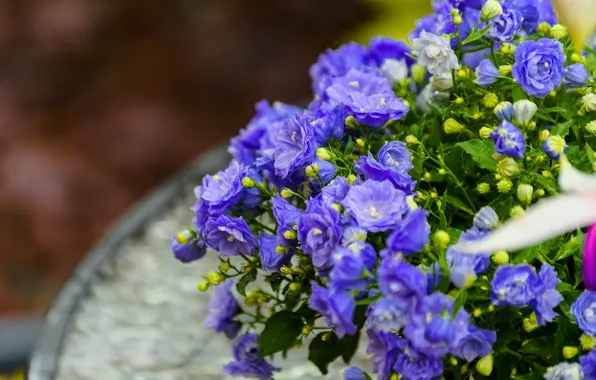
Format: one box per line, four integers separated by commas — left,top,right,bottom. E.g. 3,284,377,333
343,0,432,43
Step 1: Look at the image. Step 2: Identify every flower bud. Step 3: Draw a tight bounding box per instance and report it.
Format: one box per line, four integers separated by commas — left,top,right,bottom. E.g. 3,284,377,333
543,135,567,160
481,0,502,21
513,99,537,126
517,184,534,204
496,157,519,178
438,169,447,176
280,266,293,275
562,346,579,359
198,279,210,292
219,261,231,273
473,308,482,318
498,64,512,76
494,101,513,121
303,325,312,335
433,230,451,248
207,271,225,286
411,64,426,85
523,314,538,332
355,138,365,148
550,24,568,40
245,296,257,306
540,129,550,141
586,120,596,134
487,305,495,312
330,203,343,213
457,68,467,79
424,172,431,181
474,206,499,230
510,205,525,218
527,121,537,130
581,334,596,350
537,22,551,35
476,183,490,194
281,188,293,199
316,147,332,161
582,93,596,112
276,245,289,254
444,118,465,134
381,58,409,82
242,176,255,188
283,229,297,240
492,251,510,265
289,283,302,292
305,163,320,178
405,135,419,144
433,72,454,91
450,266,477,289
476,354,494,376
535,188,545,197
346,174,357,185
542,170,551,178
500,43,513,54
479,127,494,139
176,229,194,245
483,93,499,108
497,179,512,193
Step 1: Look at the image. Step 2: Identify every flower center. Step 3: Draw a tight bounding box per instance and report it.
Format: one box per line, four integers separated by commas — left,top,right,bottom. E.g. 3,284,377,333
349,81,360,88
369,206,380,219
291,131,297,142
227,236,235,242
313,228,323,235
380,97,386,106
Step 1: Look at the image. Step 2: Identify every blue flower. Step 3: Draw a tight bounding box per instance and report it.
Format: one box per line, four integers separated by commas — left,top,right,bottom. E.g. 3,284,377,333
544,363,584,380
308,159,337,193
307,103,345,145
530,264,563,326
259,233,292,272
494,101,514,121
322,176,357,205
367,36,414,67
330,247,368,291
204,280,241,338
272,195,303,247
473,206,499,230
490,264,539,306
223,333,280,380
274,114,317,179
475,59,500,86
450,266,477,289
204,215,258,256
386,208,430,255
543,135,567,160
355,153,416,194
171,235,207,263
310,42,368,96
426,263,443,294
377,141,414,174
453,325,496,362
512,38,565,98
309,282,357,338
394,339,444,380
580,350,596,379
571,291,596,336
344,240,378,271
366,329,400,380
298,199,343,273
342,366,367,380
367,297,409,332
486,4,523,41
505,0,557,35
229,101,301,165
447,227,492,275
490,120,526,158
201,160,247,214
343,180,408,232
325,69,409,127
563,63,590,89
191,186,210,232
404,292,470,358
378,256,427,307
342,225,368,245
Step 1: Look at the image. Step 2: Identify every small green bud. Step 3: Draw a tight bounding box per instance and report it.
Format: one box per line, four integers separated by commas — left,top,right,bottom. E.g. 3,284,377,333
457,68,467,79
476,183,490,195
276,245,289,254
330,203,343,213
283,229,297,240
523,314,538,332
473,308,482,318
527,121,537,130
542,170,552,178
582,93,596,112
453,14,463,25
535,188,545,197
586,120,596,135
443,118,465,134
483,93,499,108
497,178,513,193
500,43,513,54
498,64,512,76
581,334,596,350
424,172,432,181
455,96,464,104
302,325,312,335
219,261,231,273
537,22,551,35
305,164,320,178
550,24,568,40
497,157,519,178
405,135,419,144
492,251,509,265
510,205,525,218
293,267,305,275
572,52,586,63
540,130,551,142
479,127,494,139
280,266,293,275
316,147,332,161
411,64,426,85
242,176,255,188
562,346,579,359
433,230,451,248
321,332,331,341
438,168,447,175
517,184,534,204
345,115,359,129
176,229,194,245
207,271,225,286
346,174,357,185
476,354,494,376
355,138,365,148
481,0,502,21
289,283,302,292
281,188,293,199
197,279,210,292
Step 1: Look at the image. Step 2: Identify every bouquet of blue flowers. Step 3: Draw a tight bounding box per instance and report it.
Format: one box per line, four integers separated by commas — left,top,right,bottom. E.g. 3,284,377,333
171,0,596,379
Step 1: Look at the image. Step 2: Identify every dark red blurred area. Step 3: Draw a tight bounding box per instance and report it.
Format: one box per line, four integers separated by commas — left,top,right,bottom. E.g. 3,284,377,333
0,0,371,314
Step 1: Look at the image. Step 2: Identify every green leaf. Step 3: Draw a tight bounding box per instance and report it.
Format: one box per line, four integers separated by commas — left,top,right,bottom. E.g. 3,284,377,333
445,195,474,215
452,290,467,318
356,294,381,306
462,24,490,45
587,144,595,169
259,311,303,357
520,337,557,359
458,140,497,170
512,86,527,102
236,269,258,296
340,331,360,364
532,173,558,195
308,332,341,375
555,317,581,356
550,120,572,137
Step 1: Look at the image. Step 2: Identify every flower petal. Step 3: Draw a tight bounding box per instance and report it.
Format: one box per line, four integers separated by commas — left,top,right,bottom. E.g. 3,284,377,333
559,155,596,193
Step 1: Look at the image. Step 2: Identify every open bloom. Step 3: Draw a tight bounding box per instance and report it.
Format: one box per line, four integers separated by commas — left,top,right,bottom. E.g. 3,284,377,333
309,282,357,338
204,215,258,256
204,280,241,338
490,121,526,158
223,334,280,380
512,38,565,98
274,113,317,178
486,4,523,41
412,30,458,76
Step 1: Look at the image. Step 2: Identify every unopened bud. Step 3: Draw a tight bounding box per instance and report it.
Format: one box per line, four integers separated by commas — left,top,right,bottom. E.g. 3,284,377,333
498,65,512,76
433,230,451,248
242,177,255,188
455,96,464,104
207,271,225,286
497,178,512,193
276,245,289,254
198,279,210,292
517,184,534,204
513,99,538,126
562,346,579,359
345,115,359,129
444,118,465,134
497,157,519,177
473,308,482,318
481,0,502,21
479,127,494,139
355,138,365,148
281,188,293,199
411,64,426,85
476,183,490,195
219,261,231,273
280,266,293,275
550,24,568,40
405,135,419,144
510,205,525,218
457,68,467,79
535,189,545,197
492,251,509,265
303,325,312,335
476,354,494,376
316,147,332,161
283,229,297,240
581,334,596,350
582,93,596,112
424,172,432,181
347,174,357,185
586,120,596,134
483,93,499,108
305,164,320,178
537,22,551,35
289,283,302,292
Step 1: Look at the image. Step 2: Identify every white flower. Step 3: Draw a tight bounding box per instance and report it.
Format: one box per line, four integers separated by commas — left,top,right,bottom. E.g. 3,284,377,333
544,362,583,380
381,59,408,82
432,72,454,91
455,155,596,254
412,30,458,76
513,99,538,126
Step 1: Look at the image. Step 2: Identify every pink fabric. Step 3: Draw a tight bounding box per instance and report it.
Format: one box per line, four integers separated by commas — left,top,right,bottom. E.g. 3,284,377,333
583,224,596,290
